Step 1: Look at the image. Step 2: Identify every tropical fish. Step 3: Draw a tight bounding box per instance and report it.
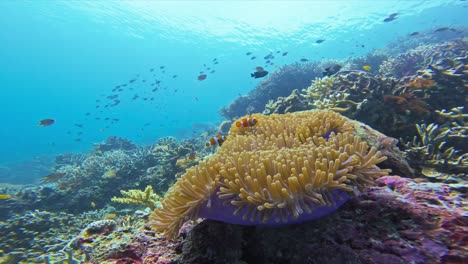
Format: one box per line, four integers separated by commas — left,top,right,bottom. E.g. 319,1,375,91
383,13,398,22
0,194,11,200
188,153,197,160
38,119,55,126
323,64,342,76
205,135,227,147
251,67,268,78
198,74,207,81
41,172,66,183
363,65,372,71
236,115,258,128
316,39,325,43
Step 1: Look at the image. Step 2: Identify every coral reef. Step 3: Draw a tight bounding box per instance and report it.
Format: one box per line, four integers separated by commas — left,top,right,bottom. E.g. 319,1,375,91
401,108,467,180
220,62,323,119
263,89,309,115
93,136,137,152
175,176,467,264
150,110,391,238
112,185,161,210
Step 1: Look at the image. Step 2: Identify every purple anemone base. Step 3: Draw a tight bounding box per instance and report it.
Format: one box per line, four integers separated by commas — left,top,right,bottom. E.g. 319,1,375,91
197,189,351,226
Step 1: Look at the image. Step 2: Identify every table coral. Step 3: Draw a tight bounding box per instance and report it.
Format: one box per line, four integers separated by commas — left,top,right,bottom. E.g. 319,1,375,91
150,110,390,238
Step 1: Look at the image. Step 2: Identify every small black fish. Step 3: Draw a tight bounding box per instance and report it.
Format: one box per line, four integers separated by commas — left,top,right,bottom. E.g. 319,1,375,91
113,118,119,122
251,67,268,78
213,58,217,61
150,68,154,72
323,64,342,77
246,52,252,55
160,66,165,69
129,79,137,83
75,138,81,142
85,112,90,116
214,61,219,64
316,39,325,43
107,94,118,99
251,56,256,60
300,58,309,62
172,75,178,78
152,87,158,92
282,52,288,56
38,119,55,126
210,70,215,73
409,32,419,36
198,74,207,81
75,124,83,128
105,117,110,120
383,16,397,22
361,44,365,48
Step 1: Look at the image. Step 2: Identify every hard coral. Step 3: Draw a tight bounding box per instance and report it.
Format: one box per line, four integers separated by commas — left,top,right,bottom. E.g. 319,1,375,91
150,110,390,238
111,186,161,210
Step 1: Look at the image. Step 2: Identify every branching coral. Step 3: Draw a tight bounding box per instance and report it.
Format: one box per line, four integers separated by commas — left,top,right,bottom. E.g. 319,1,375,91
111,185,161,210
436,107,468,138
150,110,390,238
402,119,467,173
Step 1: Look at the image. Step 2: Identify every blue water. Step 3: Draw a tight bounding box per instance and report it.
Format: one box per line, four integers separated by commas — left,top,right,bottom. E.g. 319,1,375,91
0,0,466,171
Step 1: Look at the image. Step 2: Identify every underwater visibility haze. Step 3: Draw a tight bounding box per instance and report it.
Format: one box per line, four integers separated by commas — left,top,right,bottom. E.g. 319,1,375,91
0,1,467,263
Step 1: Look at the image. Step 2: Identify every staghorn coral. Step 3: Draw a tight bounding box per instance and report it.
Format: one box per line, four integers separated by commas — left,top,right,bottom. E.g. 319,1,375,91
111,185,161,210
402,121,467,176
150,110,390,238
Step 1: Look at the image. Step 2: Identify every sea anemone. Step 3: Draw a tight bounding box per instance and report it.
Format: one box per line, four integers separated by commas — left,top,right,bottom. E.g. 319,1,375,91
150,110,390,238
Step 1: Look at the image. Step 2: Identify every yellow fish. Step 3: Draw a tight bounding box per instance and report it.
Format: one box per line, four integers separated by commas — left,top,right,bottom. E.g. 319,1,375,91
91,201,96,208
41,172,66,183
0,194,12,200
97,150,103,155
363,65,372,71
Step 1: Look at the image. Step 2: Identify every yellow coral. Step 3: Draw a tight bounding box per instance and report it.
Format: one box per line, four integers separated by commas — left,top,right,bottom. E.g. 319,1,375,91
102,169,117,179
150,110,390,238
111,185,161,210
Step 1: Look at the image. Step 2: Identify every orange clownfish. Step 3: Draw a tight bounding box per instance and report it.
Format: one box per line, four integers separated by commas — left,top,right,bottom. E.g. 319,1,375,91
236,116,258,128
206,135,227,147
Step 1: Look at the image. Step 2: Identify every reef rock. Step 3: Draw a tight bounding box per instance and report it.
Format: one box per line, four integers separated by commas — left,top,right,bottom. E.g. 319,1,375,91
175,176,467,264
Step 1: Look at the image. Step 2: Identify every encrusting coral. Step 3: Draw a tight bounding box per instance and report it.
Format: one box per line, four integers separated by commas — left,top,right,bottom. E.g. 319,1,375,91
150,110,390,238
111,185,161,210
